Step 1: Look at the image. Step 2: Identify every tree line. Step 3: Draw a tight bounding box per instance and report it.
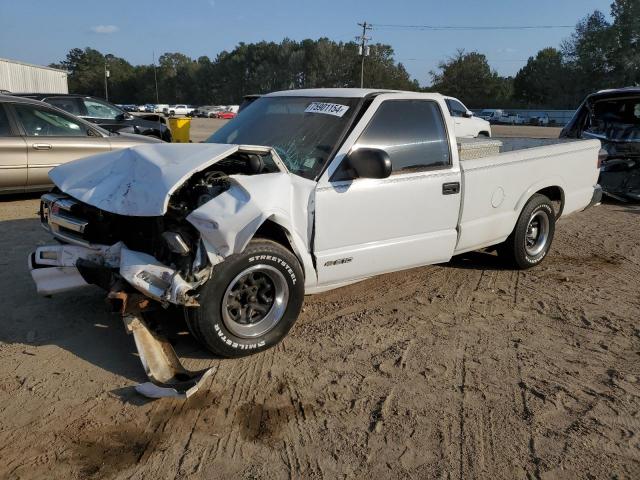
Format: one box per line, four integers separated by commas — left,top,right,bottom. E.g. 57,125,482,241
51,0,638,110
51,39,418,107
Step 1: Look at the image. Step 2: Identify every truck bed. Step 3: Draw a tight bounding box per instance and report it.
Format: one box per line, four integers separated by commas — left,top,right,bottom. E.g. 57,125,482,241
454,138,601,254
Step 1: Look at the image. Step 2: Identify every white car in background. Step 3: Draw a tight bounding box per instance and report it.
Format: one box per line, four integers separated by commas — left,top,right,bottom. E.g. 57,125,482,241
536,114,550,126
164,104,194,116
504,113,527,125
479,109,505,122
444,96,491,138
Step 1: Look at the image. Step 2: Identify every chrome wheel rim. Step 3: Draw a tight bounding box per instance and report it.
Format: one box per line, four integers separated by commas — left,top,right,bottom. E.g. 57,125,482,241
221,264,288,339
525,210,550,256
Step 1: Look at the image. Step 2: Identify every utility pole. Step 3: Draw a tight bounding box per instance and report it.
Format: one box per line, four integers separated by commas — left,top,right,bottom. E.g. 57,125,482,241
153,51,160,105
356,21,372,88
104,55,111,101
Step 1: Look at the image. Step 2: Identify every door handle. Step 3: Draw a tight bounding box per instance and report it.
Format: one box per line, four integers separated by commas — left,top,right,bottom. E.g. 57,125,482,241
33,143,52,150
442,182,460,195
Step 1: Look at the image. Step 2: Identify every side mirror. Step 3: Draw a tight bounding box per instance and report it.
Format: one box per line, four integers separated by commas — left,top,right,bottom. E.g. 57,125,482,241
117,112,133,121
341,148,392,180
463,111,473,118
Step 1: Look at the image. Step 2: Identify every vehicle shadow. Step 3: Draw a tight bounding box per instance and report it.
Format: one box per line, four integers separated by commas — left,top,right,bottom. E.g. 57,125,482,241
600,196,640,213
0,217,217,388
0,191,47,202
446,250,510,271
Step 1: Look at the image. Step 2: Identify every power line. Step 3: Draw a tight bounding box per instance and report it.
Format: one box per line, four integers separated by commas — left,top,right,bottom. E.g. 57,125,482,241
371,23,574,31
399,58,533,63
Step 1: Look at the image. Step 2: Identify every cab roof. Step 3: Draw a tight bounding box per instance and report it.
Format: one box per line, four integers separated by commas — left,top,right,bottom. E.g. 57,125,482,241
265,88,403,98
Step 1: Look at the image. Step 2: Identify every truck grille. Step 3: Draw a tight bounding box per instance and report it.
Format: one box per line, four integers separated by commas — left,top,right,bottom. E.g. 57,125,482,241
40,193,162,254
40,193,91,247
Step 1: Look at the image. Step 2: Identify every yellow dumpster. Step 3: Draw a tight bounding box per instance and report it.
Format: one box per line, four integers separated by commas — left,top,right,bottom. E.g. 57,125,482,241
168,117,191,143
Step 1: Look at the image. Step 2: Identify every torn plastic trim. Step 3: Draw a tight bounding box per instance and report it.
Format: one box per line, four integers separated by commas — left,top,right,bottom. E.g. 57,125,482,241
28,243,123,296
29,242,208,306
109,291,214,399
118,248,204,307
29,253,90,296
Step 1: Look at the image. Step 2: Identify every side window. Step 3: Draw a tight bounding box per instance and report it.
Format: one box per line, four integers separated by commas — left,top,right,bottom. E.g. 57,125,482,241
446,99,468,118
355,100,451,173
83,98,121,119
13,104,89,137
0,105,13,136
45,97,84,116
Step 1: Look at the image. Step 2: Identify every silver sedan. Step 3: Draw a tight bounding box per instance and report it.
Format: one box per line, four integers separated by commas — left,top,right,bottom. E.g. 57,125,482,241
0,94,162,194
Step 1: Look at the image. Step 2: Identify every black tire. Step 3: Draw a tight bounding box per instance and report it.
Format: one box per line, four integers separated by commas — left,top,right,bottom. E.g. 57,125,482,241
185,239,304,357
499,194,556,269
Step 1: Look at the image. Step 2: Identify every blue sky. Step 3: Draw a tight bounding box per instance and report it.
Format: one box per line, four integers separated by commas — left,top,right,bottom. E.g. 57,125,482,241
0,0,612,86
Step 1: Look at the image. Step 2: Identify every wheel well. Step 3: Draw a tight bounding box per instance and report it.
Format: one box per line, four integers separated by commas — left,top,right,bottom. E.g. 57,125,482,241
479,131,491,137
536,186,564,218
254,220,291,249
253,219,306,279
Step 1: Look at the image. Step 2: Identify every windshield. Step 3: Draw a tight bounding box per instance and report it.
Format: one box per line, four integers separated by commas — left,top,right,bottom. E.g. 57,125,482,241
585,97,640,142
206,96,360,179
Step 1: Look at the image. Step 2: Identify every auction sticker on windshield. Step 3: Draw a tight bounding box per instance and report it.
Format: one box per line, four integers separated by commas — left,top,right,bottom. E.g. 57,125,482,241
305,102,350,117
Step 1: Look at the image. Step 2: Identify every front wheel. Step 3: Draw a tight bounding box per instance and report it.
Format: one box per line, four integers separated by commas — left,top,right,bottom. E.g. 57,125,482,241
185,239,304,357
498,194,556,269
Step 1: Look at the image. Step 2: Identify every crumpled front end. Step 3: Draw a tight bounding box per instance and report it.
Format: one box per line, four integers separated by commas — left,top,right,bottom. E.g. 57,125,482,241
29,242,205,307
28,144,306,398
31,192,211,306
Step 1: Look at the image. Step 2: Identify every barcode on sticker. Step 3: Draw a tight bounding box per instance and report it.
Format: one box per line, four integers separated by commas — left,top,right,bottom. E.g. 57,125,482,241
304,102,350,117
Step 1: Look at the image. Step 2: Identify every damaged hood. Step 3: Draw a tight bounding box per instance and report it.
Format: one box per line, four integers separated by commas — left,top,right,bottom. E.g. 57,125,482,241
49,143,243,216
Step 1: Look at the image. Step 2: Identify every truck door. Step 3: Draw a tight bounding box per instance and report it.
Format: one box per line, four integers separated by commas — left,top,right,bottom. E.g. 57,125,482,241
314,96,462,287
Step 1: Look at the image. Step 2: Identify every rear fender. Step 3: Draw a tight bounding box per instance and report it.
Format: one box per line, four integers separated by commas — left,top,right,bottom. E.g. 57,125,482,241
514,177,565,217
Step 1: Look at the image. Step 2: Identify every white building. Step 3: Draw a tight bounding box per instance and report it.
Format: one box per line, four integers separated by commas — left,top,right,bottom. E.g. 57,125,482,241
0,58,68,94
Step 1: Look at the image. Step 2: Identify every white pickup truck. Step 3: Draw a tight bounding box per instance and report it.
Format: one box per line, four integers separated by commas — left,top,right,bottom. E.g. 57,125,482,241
163,104,194,116
29,89,602,397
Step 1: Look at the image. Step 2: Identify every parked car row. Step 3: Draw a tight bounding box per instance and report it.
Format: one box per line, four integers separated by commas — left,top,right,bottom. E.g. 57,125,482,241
15,94,172,142
478,109,552,126
0,94,161,194
188,105,239,119
0,92,251,194
116,102,242,118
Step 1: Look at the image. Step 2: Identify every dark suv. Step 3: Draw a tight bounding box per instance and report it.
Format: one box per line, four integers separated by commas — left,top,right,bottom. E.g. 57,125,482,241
12,94,172,142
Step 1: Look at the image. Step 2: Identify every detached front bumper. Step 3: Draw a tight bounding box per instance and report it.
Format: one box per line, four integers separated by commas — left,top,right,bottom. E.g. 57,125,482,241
28,243,199,306
29,243,214,399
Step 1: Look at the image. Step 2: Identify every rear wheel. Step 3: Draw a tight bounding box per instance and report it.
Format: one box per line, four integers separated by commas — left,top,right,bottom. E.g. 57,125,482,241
185,239,304,357
499,194,556,269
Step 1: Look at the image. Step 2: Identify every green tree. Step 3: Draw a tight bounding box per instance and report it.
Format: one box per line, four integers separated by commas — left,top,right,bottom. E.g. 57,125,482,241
513,48,572,108
51,39,420,104
561,10,614,102
609,0,640,86
50,47,106,97
428,50,509,108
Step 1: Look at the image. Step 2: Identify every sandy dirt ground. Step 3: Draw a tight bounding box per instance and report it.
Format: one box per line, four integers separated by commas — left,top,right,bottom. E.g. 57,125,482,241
1,126,639,479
